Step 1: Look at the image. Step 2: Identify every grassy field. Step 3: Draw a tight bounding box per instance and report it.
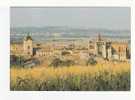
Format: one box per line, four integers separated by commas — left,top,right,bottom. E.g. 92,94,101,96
10,62,130,91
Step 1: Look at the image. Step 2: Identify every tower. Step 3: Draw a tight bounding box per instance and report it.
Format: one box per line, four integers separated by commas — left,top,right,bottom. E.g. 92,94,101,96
23,33,33,56
95,34,109,59
97,33,102,41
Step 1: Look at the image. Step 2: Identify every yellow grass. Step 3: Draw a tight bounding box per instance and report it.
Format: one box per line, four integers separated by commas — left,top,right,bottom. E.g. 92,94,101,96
10,61,130,91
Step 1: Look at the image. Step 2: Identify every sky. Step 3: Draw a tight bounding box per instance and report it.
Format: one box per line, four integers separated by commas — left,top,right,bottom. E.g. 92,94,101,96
10,7,130,30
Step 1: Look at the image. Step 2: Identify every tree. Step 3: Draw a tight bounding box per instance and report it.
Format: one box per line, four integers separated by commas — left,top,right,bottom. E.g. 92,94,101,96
50,58,75,67
64,59,75,66
50,58,63,67
61,51,71,56
86,57,97,66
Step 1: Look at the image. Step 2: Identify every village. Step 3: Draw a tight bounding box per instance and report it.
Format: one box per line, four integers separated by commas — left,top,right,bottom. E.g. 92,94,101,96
10,33,130,68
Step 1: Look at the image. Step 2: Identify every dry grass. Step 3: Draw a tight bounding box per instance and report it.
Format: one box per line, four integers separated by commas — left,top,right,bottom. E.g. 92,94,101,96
10,61,130,91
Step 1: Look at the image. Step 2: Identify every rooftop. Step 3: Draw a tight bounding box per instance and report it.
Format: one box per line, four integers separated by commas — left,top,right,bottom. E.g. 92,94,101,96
24,34,32,41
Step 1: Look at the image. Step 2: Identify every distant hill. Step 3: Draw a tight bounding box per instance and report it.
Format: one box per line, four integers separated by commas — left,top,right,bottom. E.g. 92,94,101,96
10,26,130,42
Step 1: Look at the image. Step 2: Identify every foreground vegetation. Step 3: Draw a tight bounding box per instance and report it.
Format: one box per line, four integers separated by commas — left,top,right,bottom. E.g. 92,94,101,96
10,62,130,91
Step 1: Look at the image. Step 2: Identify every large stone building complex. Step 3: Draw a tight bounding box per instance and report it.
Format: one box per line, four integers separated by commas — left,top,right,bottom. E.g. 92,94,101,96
11,33,130,62
88,34,130,61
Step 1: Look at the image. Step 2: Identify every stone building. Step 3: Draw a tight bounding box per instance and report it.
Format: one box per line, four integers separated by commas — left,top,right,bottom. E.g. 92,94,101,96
95,34,112,59
111,42,129,61
88,34,130,61
21,33,130,61
36,49,54,57
23,34,33,57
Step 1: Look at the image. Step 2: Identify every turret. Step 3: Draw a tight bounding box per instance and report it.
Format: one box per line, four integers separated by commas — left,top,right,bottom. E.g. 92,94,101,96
23,33,33,56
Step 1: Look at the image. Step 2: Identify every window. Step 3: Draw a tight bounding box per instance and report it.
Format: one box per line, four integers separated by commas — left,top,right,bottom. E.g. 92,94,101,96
28,52,30,55
89,45,94,49
28,46,30,49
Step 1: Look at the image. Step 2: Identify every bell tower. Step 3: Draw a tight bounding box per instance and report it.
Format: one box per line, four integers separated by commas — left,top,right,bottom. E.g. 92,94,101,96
23,33,33,56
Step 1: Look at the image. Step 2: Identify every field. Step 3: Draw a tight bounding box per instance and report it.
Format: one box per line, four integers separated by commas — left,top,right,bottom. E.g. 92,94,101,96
10,61,130,91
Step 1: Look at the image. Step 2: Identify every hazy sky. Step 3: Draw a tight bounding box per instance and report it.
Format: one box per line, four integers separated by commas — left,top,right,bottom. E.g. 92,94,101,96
10,7,130,30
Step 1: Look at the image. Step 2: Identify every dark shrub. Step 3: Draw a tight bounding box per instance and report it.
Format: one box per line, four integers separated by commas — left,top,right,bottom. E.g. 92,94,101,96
86,57,97,66
61,51,71,56
49,58,75,67
49,58,63,67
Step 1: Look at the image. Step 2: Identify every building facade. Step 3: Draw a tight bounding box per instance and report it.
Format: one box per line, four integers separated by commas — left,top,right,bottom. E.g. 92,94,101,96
23,34,33,56
88,34,130,61
21,34,130,61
